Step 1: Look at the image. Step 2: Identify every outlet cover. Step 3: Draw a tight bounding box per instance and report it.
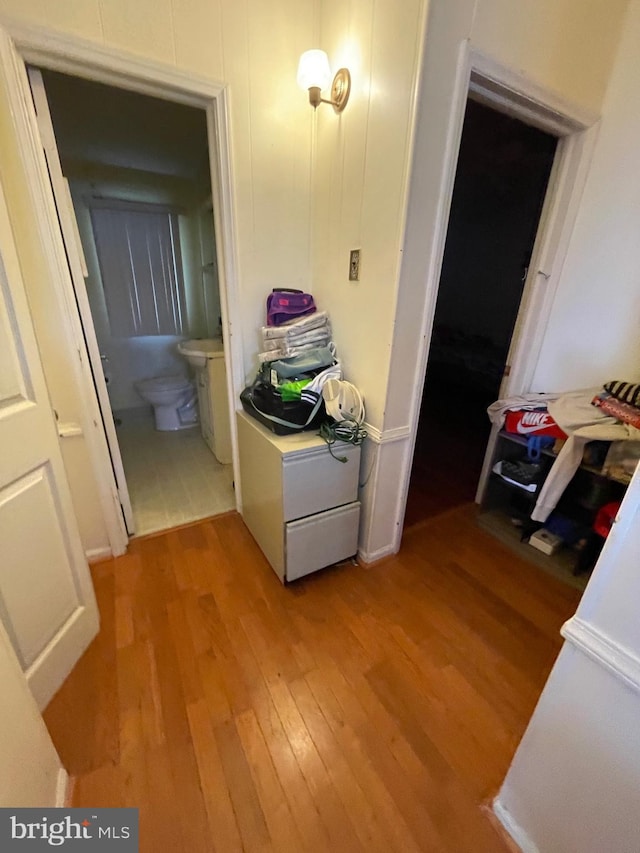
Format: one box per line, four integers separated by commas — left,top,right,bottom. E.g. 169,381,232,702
349,249,361,281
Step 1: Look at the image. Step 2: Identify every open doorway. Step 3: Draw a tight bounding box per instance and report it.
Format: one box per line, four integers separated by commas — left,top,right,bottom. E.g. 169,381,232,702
404,98,557,528
35,68,235,537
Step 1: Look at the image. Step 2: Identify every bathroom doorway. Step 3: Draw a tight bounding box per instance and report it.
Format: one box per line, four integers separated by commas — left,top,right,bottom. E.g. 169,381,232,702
33,67,235,537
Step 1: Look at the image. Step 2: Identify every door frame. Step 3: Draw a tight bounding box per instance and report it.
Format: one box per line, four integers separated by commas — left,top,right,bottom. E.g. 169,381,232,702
27,66,135,537
396,42,600,541
467,48,600,401
0,20,244,556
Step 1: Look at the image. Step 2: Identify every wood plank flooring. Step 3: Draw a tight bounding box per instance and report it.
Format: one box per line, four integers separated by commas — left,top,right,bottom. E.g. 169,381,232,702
43,504,581,852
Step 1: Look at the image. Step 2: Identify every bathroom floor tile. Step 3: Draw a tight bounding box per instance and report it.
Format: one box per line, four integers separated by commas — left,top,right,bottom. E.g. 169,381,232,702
114,406,235,538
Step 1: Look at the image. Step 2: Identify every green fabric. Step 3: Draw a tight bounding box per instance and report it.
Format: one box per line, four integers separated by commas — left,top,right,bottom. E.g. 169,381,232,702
280,378,311,401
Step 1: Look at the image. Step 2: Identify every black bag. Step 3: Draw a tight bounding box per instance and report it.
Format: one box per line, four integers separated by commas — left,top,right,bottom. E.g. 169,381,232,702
240,381,326,435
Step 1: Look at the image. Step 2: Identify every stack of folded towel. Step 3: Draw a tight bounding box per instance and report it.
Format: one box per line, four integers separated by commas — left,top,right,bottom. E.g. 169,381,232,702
259,311,332,363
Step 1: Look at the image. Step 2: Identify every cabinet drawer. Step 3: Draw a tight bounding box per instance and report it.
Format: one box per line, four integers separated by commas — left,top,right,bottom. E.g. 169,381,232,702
285,502,360,582
282,444,360,521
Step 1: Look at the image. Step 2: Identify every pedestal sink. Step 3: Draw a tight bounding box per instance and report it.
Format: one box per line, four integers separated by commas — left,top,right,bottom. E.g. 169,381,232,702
177,338,224,369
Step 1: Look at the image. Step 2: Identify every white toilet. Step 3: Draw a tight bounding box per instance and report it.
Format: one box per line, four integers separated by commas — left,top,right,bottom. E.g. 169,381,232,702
135,375,198,431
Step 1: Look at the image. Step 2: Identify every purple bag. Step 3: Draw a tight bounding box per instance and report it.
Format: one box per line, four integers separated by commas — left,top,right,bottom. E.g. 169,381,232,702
266,288,316,326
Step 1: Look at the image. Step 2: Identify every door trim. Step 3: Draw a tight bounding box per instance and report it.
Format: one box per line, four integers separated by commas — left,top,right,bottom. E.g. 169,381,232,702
466,48,599,401
0,20,245,554
394,40,600,549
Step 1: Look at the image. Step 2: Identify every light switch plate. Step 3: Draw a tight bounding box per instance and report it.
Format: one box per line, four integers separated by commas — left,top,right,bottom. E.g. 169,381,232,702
349,249,360,281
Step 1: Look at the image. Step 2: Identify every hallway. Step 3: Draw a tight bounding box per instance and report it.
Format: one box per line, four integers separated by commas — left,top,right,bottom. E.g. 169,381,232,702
43,505,580,851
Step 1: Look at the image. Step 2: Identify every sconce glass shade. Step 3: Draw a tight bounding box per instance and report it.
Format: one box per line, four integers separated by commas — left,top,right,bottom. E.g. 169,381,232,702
297,50,332,92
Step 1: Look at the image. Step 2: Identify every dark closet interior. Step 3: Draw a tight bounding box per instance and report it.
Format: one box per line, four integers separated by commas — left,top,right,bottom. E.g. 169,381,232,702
404,98,557,527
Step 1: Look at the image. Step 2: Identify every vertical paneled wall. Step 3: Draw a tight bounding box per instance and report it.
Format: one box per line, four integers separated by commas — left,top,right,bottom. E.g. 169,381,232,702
311,0,427,429
0,0,316,380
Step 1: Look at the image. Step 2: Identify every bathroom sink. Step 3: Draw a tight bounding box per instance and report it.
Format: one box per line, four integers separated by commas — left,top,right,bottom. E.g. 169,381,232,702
177,338,223,369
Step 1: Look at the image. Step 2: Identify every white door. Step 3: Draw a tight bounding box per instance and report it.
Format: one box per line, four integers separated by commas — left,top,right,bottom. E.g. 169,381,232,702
0,175,99,710
27,67,135,536
0,616,64,806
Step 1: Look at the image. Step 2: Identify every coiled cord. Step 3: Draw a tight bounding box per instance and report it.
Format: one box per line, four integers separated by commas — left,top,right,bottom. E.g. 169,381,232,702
319,419,368,462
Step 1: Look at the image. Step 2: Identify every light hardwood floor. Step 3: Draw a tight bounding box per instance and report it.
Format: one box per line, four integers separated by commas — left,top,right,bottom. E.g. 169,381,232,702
43,504,580,852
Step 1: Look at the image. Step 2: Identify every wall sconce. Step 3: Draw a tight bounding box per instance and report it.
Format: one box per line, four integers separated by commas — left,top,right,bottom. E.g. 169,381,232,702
297,50,351,113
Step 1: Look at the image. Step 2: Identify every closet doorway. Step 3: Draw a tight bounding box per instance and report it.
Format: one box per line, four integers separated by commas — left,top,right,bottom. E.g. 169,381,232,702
404,98,557,527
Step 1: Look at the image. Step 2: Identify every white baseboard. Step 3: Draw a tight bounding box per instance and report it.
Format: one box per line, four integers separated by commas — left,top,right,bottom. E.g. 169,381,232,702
85,546,112,563
561,616,640,695
493,796,539,853
358,544,396,565
364,422,411,444
55,768,69,807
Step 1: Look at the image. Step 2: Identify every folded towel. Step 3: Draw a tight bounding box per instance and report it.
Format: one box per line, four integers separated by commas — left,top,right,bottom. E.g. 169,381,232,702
261,328,331,352
286,324,332,344
262,324,331,348
262,311,330,340
258,341,324,363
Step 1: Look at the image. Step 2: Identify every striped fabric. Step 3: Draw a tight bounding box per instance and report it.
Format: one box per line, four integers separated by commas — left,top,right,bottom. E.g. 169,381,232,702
604,380,640,408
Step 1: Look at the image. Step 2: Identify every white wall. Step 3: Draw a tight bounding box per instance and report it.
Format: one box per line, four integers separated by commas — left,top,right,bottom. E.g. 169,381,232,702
497,644,640,853
496,456,640,852
0,622,64,806
531,0,640,392
472,0,625,115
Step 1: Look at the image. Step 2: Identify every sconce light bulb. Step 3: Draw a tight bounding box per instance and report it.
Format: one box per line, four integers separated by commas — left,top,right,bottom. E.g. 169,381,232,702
297,49,332,92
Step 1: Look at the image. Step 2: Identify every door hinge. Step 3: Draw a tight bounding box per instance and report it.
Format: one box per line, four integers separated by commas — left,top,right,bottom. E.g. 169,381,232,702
503,365,511,378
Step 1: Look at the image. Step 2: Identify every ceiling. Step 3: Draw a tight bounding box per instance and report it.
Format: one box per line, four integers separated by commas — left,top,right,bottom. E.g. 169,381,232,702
41,68,209,181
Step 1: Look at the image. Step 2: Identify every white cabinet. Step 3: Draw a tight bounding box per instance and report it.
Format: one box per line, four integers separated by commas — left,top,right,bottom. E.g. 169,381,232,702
237,410,361,582
197,366,213,449
196,353,232,464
